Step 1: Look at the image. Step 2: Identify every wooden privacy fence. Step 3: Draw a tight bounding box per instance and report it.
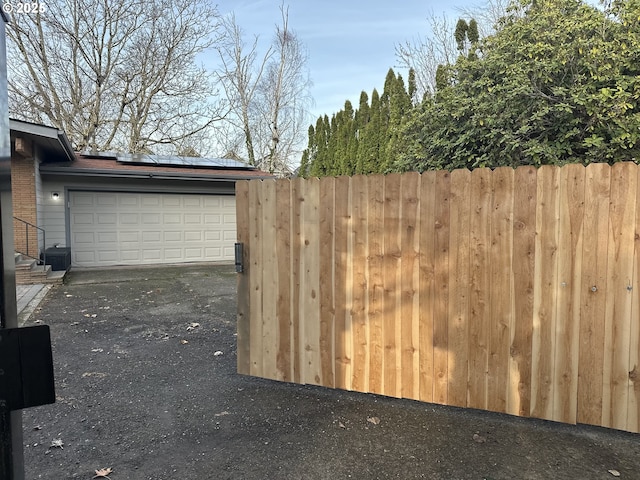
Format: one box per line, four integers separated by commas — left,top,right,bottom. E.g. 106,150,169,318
235,162,640,434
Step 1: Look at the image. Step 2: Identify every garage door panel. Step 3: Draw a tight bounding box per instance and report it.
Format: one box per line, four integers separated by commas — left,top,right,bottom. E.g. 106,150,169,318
141,196,161,207
120,250,141,261
70,192,236,267
120,213,139,224
97,194,117,206
97,232,118,243
97,250,118,262
185,248,203,259
119,232,138,242
142,231,162,242
142,250,162,261
75,251,96,263
185,231,203,242
184,197,202,207
204,197,221,207
164,231,182,242
205,231,221,241
164,248,183,260
118,195,139,207
163,197,181,207
73,213,95,225
143,214,161,225
72,193,95,207
163,214,181,224
97,214,117,225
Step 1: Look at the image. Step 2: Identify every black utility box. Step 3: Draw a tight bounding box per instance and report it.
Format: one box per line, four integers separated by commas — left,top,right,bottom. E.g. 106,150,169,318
44,247,71,271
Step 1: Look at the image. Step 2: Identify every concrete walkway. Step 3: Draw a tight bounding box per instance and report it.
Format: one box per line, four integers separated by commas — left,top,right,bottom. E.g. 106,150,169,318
16,283,50,325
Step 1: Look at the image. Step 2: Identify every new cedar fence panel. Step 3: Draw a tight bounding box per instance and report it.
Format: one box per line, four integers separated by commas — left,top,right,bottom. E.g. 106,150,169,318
236,163,640,433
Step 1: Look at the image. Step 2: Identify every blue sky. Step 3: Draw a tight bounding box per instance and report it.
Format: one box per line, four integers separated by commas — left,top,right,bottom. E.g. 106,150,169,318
214,0,485,120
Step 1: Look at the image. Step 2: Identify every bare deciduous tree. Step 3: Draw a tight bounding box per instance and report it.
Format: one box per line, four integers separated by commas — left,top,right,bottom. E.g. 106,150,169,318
215,12,270,167
395,11,458,99
215,4,312,176
395,0,511,99
7,0,225,153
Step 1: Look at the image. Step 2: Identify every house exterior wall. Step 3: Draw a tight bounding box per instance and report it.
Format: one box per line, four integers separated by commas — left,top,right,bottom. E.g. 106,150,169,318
10,141,39,256
39,178,67,248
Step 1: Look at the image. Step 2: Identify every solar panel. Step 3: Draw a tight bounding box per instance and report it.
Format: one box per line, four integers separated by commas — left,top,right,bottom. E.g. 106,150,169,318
114,153,254,169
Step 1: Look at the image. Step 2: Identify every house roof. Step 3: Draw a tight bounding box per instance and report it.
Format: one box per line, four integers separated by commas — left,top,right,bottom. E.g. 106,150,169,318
10,118,76,162
9,119,272,182
39,153,272,182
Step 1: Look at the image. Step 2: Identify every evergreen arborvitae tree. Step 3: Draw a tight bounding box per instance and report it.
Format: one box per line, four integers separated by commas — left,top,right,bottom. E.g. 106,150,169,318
455,19,469,52
358,88,382,174
300,68,415,175
355,91,371,173
408,68,418,105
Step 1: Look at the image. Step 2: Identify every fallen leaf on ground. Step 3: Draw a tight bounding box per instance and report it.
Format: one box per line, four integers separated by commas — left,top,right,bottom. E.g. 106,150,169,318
339,422,346,429
50,439,63,449
180,339,189,345
214,351,224,356
93,467,113,478
608,470,621,477
186,322,200,331
473,433,486,443
367,416,380,425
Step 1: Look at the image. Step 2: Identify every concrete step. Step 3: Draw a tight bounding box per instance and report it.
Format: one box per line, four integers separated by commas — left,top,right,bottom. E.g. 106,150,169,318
14,253,67,285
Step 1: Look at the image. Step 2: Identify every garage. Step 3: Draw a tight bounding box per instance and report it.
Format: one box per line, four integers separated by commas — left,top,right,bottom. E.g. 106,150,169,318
69,191,237,267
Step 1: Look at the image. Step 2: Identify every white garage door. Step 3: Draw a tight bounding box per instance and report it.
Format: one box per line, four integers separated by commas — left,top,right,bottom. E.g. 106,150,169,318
69,191,236,267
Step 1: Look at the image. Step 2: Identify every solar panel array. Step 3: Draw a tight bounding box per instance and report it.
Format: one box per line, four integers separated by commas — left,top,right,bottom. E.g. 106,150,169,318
115,153,254,169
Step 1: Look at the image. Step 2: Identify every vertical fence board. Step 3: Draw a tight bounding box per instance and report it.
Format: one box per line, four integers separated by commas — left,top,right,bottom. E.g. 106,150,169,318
487,167,514,413
248,180,264,377
553,165,585,424
629,166,640,432
468,168,491,411
418,171,436,403
236,180,251,375
300,178,322,385
276,180,293,382
291,178,303,384
433,171,451,405
448,169,471,407
383,173,402,397
532,165,560,420
400,172,421,400
351,175,369,392
577,163,610,426
261,180,278,380
510,166,537,417
603,163,636,429
319,177,335,388
334,176,351,390
368,175,385,395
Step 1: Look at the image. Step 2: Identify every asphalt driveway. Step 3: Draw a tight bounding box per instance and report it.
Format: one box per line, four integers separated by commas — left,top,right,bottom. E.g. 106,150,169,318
20,264,640,479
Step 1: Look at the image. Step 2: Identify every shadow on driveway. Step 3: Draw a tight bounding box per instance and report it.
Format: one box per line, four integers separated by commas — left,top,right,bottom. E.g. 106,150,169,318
21,264,640,479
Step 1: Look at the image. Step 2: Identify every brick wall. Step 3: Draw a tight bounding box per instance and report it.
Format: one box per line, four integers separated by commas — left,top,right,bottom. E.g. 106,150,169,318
11,140,39,257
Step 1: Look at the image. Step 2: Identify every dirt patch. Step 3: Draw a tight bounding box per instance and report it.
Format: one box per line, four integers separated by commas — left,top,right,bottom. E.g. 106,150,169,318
20,264,640,479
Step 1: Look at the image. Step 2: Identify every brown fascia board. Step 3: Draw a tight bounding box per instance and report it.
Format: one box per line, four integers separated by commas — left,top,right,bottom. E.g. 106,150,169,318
38,164,274,182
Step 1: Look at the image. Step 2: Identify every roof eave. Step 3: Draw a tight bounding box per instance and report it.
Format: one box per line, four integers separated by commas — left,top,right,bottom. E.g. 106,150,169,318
38,166,274,181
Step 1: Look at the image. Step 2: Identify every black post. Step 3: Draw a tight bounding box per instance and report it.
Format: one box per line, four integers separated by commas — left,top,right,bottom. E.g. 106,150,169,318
0,10,24,480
